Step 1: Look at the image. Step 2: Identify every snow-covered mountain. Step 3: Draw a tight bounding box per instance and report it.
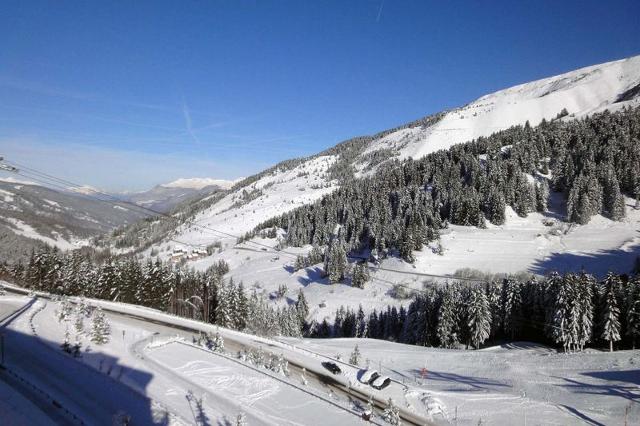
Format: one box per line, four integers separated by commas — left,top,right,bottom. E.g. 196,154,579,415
146,54,640,251
119,177,237,213
162,177,238,190
0,179,147,262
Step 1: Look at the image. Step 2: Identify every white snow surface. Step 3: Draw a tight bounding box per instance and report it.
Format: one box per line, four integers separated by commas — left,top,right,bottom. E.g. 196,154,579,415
151,154,339,253
0,288,381,425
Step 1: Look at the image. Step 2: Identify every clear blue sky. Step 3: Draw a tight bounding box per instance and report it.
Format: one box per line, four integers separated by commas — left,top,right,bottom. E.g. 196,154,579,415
1,0,639,191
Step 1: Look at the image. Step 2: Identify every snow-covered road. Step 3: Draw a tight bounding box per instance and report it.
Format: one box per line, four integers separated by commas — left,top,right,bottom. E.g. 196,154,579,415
0,289,398,425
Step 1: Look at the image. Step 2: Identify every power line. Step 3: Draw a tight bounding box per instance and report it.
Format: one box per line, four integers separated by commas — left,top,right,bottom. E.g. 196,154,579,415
2,157,521,283
5,159,300,258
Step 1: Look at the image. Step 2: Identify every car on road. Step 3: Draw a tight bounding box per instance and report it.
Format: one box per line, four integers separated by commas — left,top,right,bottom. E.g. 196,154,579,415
321,361,342,375
359,369,379,384
370,375,391,390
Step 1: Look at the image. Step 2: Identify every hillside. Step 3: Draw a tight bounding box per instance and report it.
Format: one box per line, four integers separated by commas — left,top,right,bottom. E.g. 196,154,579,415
126,55,640,254
0,178,147,262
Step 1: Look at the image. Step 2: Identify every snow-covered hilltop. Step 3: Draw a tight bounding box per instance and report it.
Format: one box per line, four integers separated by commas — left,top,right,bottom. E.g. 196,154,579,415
365,54,640,161
156,54,640,248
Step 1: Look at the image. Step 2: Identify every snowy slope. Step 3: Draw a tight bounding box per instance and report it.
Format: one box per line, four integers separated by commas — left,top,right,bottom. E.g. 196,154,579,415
0,180,147,261
154,154,339,251
156,54,640,249
127,55,640,320
363,54,640,161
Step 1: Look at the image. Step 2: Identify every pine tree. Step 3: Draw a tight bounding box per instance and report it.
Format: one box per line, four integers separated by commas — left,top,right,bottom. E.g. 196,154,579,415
325,237,347,284
90,308,111,345
551,274,571,351
502,279,522,340
295,289,309,322
436,288,459,348
602,273,621,352
349,345,361,366
602,166,626,220
576,274,595,351
467,287,491,349
351,262,369,289
382,398,401,425
626,276,640,349
535,179,549,212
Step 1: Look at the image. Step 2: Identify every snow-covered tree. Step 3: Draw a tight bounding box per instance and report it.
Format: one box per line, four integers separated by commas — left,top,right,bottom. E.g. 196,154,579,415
90,307,111,345
382,398,401,425
351,262,370,289
436,288,459,348
236,412,247,426
601,273,621,352
349,345,362,366
295,289,309,322
467,287,491,349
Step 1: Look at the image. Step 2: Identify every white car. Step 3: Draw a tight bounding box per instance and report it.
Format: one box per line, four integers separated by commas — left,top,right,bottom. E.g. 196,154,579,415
359,369,379,384
370,375,391,390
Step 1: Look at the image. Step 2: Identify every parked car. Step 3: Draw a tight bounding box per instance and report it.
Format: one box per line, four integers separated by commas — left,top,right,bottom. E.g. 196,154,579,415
321,361,342,375
359,369,379,384
370,375,391,390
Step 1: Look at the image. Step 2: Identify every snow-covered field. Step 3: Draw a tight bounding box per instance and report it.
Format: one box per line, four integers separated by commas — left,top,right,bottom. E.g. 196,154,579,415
414,196,640,278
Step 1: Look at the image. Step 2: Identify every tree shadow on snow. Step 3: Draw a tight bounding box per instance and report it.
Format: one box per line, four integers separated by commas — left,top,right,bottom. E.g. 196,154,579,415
0,303,170,425
528,240,640,279
296,266,329,287
555,375,640,403
557,404,606,426
410,369,510,391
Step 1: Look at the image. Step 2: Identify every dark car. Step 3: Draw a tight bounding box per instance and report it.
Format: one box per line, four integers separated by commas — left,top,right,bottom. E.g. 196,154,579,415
321,361,342,375
371,375,391,390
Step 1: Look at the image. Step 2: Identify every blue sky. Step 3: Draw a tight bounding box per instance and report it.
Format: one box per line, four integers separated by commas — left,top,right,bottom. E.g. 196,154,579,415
1,0,639,191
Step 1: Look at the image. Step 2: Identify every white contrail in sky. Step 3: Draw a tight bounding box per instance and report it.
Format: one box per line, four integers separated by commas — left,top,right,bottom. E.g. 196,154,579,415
182,101,201,144
376,0,385,22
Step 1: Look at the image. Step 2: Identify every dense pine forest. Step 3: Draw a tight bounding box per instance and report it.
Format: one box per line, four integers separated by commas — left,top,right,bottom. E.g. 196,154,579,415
253,107,640,263
2,247,640,352
317,271,640,352
0,248,307,339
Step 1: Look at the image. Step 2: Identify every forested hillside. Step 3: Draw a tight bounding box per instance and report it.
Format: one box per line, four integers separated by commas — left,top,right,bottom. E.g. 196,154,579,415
254,108,640,265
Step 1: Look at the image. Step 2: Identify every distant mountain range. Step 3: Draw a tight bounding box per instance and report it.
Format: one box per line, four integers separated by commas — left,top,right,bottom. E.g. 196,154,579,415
0,176,238,262
118,177,238,213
